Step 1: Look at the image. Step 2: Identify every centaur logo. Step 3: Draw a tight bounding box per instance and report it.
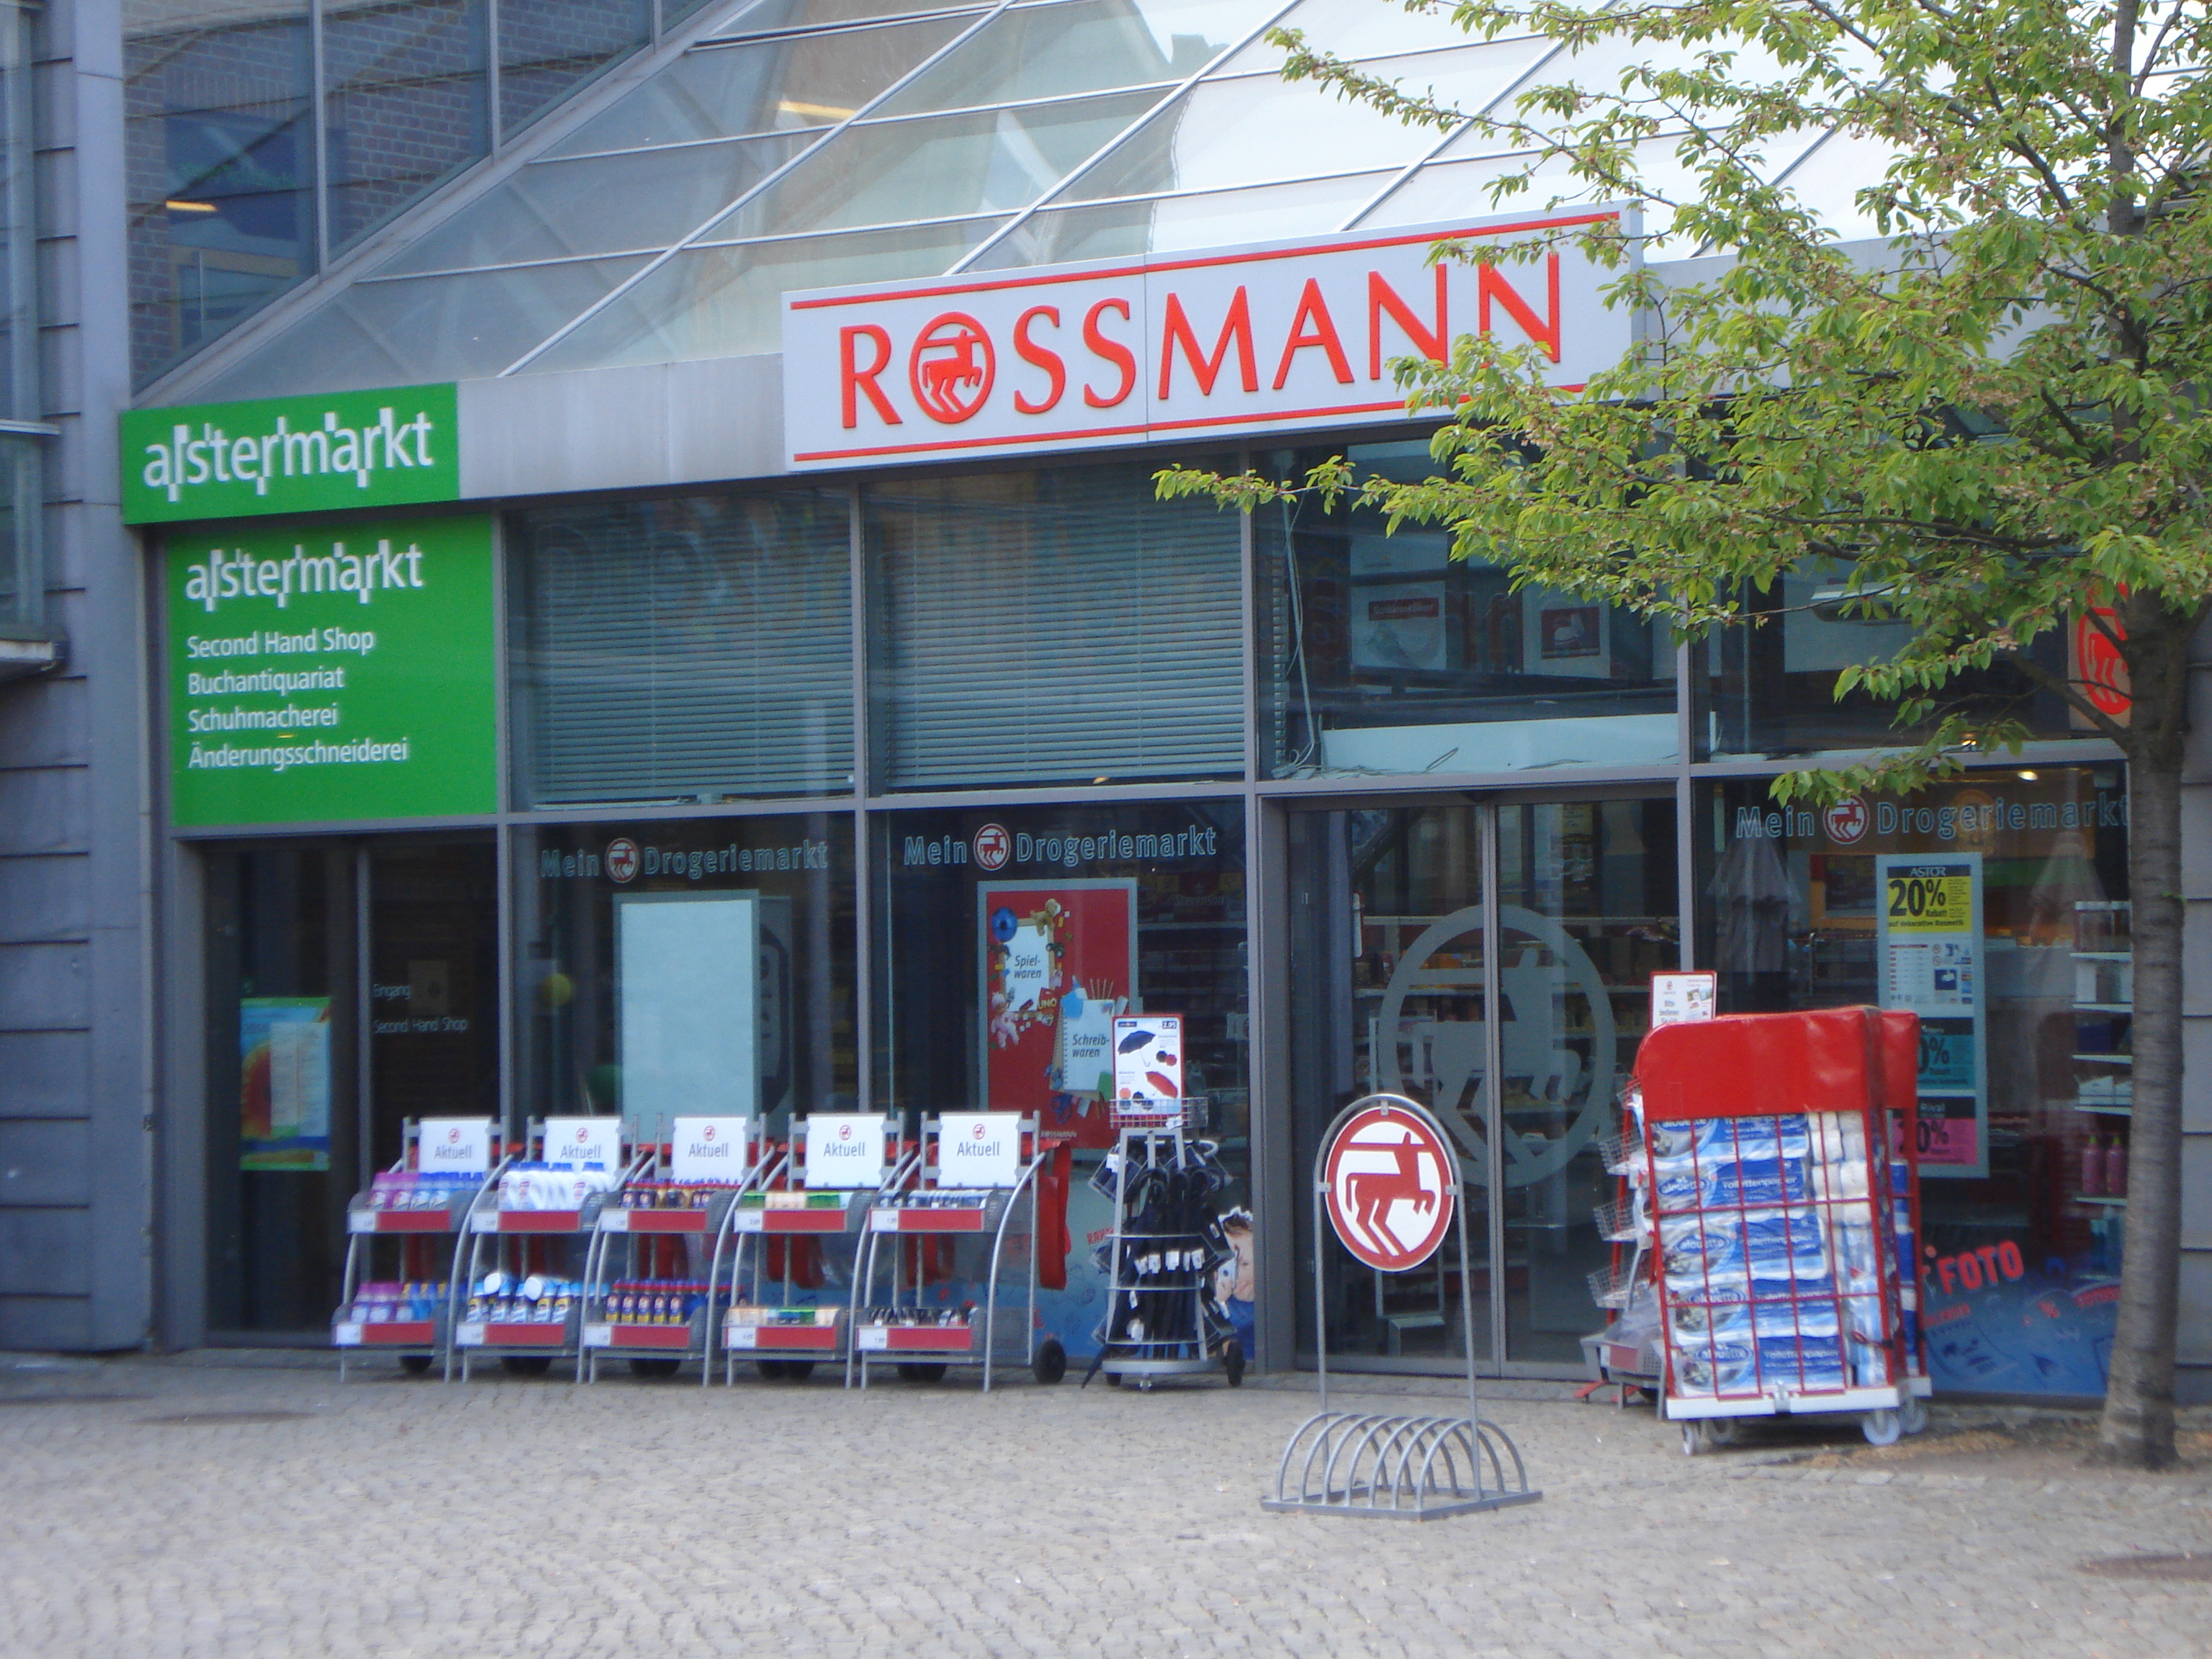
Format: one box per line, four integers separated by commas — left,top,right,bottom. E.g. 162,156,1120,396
605,837,639,883
783,210,1632,468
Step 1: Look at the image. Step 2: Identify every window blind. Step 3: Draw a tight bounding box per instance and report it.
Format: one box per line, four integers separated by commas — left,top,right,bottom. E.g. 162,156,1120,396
865,464,1245,789
510,491,853,805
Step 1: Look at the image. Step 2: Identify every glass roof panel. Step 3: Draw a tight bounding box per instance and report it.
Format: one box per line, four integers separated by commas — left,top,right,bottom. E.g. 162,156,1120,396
377,135,810,275
970,171,1391,266
700,88,1165,239
549,15,968,156
1220,0,1521,71
196,257,653,400
872,0,1276,116
698,0,989,41
528,219,1007,371
1437,34,1793,156
1063,40,1553,198
1761,128,1897,243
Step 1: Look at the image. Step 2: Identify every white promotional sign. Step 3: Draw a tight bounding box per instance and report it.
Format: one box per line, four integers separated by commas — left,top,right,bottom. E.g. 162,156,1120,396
938,1112,1023,1188
783,210,1632,469
669,1116,751,1182
1113,1015,1184,1103
543,1116,621,1169
1650,971,1717,1031
805,1113,887,1188
417,1117,492,1174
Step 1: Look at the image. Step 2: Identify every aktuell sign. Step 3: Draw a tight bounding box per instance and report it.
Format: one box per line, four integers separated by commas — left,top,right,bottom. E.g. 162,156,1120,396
782,210,1629,469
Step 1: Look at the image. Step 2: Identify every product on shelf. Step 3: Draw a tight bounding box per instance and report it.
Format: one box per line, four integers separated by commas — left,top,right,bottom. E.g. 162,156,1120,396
601,1280,709,1323
344,1281,445,1323
367,1172,481,1211
617,1180,738,1210
858,1303,974,1328
882,1189,991,1209
740,1190,848,1210
496,1163,619,1211
465,1269,579,1323
724,1303,840,1328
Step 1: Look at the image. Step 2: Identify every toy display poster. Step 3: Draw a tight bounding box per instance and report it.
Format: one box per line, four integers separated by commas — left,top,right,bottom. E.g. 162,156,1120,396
240,997,331,1170
979,880,1136,1144
1876,853,1987,1177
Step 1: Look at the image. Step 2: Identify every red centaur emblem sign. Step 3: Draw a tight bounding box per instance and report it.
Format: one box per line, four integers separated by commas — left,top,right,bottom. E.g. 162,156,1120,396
909,313,994,423
972,823,1011,871
1824,798,1869,846
1324,1102,1456,1272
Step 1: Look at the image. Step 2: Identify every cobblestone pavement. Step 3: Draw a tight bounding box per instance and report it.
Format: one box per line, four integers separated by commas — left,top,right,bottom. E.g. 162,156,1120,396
3,1353,2209,1658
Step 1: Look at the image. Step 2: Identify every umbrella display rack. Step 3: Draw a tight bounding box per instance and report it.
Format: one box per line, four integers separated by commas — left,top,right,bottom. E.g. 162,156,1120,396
1090,1103,1243,1390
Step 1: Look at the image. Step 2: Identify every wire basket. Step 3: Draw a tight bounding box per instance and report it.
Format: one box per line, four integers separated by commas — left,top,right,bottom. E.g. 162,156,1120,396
1109,1096,1208,1133
1587,1258,1641,1310
1593,1193,1646,1243
1596,1126,1640,1175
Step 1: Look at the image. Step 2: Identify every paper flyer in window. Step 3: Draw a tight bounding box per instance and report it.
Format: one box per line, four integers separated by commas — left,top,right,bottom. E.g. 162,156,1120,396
1876,853,1988,1178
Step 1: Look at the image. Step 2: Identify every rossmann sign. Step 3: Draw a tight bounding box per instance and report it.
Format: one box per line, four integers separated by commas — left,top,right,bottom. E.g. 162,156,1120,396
781,210,1630,468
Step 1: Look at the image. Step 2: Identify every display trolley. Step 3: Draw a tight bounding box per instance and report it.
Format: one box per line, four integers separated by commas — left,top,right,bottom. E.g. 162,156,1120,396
453,1118,642,1381
1091,1102,1244,1390
715,1113,898,1384
333,1118,493,1380
1635,1007,1923,1454
849,1113,1068,1391
578,1118,757,1385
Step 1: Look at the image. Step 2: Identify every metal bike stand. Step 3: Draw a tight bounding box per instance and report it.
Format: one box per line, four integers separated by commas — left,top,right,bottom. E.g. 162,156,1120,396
1094,1102,1241,1391
1266,1093,1541,1520
848,1115,1066,1392
453,1119,644,1382
333,1120,481,1381
717,1115,900,1385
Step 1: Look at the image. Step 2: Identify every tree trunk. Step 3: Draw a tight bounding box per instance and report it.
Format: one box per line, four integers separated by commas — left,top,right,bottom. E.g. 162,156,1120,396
2092,609,2190,1469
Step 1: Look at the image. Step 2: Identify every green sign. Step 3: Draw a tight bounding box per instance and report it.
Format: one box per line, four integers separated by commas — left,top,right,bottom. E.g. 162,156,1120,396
168,515,497,827
122,384,459,524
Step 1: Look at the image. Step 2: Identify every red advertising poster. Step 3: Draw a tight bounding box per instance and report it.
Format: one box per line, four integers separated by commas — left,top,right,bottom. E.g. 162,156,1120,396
978,880,1137,1149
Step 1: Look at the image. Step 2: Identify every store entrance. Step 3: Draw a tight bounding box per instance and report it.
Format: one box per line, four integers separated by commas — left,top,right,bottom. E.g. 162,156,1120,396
202,836,498,1338
1285,793,1678,1372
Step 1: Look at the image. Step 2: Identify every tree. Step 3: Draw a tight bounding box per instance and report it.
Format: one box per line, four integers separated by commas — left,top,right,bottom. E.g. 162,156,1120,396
1161,0,2212,1465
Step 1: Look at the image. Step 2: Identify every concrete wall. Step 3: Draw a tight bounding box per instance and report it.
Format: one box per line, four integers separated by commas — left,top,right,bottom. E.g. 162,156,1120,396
0,0,150,1352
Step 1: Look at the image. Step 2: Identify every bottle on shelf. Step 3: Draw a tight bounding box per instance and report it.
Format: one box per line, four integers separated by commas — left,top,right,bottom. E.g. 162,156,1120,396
2081,1137,2106,1198
2108,1137,2128,1197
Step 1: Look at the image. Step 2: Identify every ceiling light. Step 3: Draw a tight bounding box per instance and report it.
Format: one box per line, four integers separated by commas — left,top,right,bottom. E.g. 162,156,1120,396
2018,770,2038,781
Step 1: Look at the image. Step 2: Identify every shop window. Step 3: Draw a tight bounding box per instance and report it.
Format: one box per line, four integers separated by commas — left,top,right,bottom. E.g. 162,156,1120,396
1696,560,2077,759
1256,441,1676,779
1695,765,2131,1396
872,801,1251,1359
508,489,855,806
512,815,858,1133
865,463,1245,790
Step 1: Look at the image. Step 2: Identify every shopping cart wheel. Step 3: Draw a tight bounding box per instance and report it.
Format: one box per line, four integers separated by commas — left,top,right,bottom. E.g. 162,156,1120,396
500,1356,554,1377
897,1362,948,1384
1681,1424,1702,1456
1899,1397,1930,1437
1701,1417,1739,1448
1222,1342,1246,1388
627,1358,682,1380
1861,1408,1904,1447
399,1354,434,1377
1033,1339,1067,1385
782,1361,817,1382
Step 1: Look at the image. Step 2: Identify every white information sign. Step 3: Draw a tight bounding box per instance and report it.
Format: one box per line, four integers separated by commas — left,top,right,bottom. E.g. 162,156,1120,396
805,1114,887,1188
670,1116,751,1183
783,209,1635,469
1650,971,1717,1031
1113,1015,1184,1103
618,891,759,1136
938,1112,1024,1187
542,1116,621,1170
418,1117,493,1174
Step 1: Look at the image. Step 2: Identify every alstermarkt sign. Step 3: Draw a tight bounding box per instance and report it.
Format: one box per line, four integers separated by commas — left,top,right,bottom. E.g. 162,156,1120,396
167,514,496,827
122,384,459,524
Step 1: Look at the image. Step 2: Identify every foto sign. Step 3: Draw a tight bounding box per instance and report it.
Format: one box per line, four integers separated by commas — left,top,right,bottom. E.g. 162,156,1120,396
417,1118,491,1174
543,1116,621,1169
783,210,1629,469
166,513,496,827
122,384,459,524
669,1116,751,1182
938,1113,1022,1187
806,1113,887,1188
1323,1101,1456,1272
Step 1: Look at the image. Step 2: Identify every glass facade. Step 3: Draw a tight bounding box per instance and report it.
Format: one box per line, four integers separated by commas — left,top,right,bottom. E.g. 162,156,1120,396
179,0,1897,400
1258,440,1675,779
165,432,2134,1400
